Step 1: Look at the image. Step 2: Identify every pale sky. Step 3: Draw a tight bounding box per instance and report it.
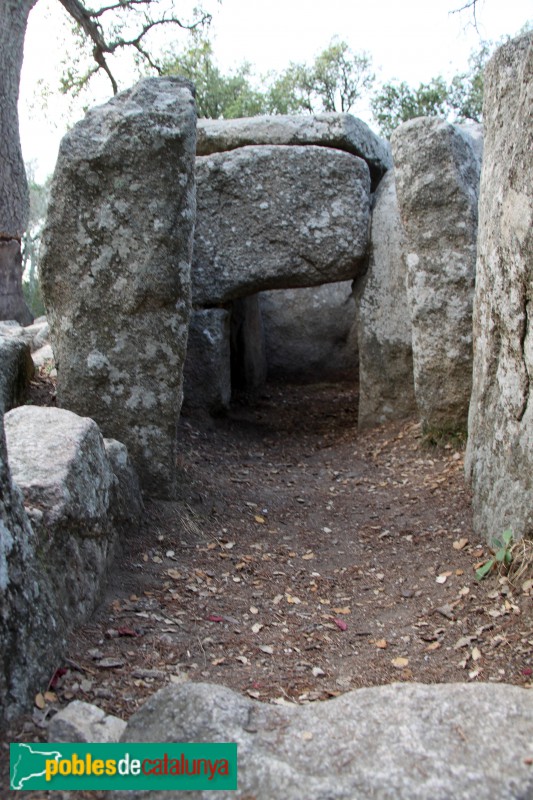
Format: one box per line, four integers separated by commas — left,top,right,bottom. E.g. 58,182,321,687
19,0,532,181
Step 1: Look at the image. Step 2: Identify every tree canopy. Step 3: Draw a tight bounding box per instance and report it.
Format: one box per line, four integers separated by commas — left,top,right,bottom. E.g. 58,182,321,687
160,36,375,119
371,41,492,138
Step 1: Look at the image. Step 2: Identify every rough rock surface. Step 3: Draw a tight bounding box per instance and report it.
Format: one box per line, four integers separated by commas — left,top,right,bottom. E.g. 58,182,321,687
391,117,481,433
0,335,34,412
104,438,144,528
0,414,57,719
260,282,358,381
47,700,126,743
40,77,197,498
465,33,533,541
230,295,267,393
355,170,416,427
196,113,391,189
112,681,533,800
4,406,116,627
182,309,232,415
0,240,33,325
193,145,370,306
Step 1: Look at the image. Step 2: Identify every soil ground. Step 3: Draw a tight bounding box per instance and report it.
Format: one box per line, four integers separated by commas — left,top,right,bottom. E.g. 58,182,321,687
2,377,532,798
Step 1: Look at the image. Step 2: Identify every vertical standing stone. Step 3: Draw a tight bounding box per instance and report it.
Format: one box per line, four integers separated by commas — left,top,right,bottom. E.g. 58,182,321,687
355,170,416,427
230,295,267,393
465,33,533,541
40,77,197,498
391,118,481,434
182,309,232,415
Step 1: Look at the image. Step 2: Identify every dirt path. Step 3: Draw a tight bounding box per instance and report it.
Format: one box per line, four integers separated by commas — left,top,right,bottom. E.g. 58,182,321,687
2,379,532,796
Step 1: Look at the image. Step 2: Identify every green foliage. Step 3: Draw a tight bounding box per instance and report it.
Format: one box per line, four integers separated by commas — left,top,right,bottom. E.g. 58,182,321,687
161,37,267,119
268,39,374,115
371,77,451,138
161,36,374,120
310,40,374,113
475,530,514,581
371,42,492,138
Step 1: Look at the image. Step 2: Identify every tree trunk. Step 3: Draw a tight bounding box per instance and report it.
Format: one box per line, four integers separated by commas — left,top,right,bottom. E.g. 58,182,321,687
0,0,38,323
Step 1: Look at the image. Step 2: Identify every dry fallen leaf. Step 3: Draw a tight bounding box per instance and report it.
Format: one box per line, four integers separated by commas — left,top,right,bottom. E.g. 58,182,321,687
332,607,351,615
425,641,441,652
453,538,469,551
34,692,46,710
375,639,388,649
391,657,409,669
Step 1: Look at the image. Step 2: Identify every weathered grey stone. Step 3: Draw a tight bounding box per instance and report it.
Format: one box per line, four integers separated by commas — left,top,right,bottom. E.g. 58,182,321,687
48,700,126,743
0,412,58,720
0,240,33,325
104,438,144,528
355,170,416,427
465,33,533,542
0,335,34,412
196,113,391,189
112,681,533,800
193,145,371,306
4,406,116,627
40,77,197,498
31,342,54,369
261,282,358,382
0,318,49,351
182,309,231,415
230,295,267,393
391,117,481,434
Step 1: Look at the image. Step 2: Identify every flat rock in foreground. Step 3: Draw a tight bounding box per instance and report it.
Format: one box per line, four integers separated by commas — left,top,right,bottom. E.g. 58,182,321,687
112,681,533,799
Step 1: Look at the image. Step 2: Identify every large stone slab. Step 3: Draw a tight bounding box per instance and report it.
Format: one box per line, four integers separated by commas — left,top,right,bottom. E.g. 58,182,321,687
355,170,416,427
391,118,481,434
230,295,267,393
0,413,57,719
40,77,197,498
465,33,533,541
261,282,358,382
193,145,370,306
196,113,391,189
112,681,533,799
4,406,116,627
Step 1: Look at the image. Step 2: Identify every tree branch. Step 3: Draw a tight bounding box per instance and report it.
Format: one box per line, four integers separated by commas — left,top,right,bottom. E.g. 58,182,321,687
58,0,212,95
58,0,118,92
450,0,479,30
